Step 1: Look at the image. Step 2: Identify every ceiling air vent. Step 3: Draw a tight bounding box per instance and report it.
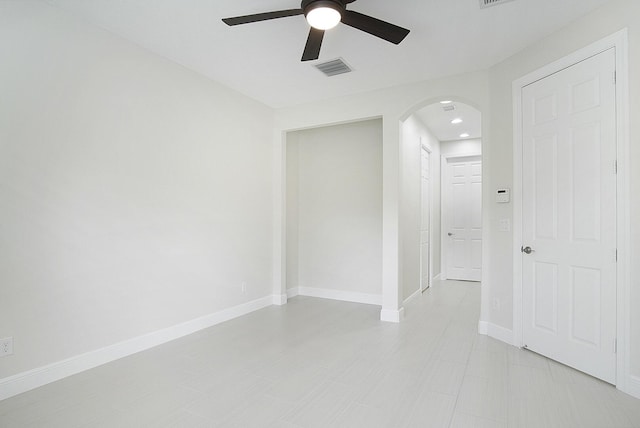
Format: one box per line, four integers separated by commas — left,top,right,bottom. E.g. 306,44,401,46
315,58,352,77
442,105,456,112
480,0,516,8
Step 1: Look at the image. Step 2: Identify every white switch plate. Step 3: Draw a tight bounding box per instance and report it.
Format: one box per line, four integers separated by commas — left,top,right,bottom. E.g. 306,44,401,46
496,188,511,203
499,219,511,232
0,337,13,357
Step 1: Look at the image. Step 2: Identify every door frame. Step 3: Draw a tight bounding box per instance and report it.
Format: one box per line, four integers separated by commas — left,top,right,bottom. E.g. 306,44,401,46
440,152,482,281
512,30,630,392
420,141,433,292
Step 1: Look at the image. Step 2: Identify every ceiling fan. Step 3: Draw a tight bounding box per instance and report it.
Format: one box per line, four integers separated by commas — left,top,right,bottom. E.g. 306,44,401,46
222,0,410,62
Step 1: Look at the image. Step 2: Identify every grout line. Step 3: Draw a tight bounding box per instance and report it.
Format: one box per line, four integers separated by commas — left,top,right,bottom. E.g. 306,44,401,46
447,286,476,428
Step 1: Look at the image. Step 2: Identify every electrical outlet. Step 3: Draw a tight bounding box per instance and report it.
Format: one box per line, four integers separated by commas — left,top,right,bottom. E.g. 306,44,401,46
0,337,13,357
241,282,247,293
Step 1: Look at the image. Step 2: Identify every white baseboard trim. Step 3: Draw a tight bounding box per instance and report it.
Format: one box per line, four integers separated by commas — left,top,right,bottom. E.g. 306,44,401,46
433,273,443,282
478,321,489,335
478,321,514,346
288,286,382,306
272,293,288,306
0,295,274,401
403,288,421,305
380,307,405,323
625,375,640,400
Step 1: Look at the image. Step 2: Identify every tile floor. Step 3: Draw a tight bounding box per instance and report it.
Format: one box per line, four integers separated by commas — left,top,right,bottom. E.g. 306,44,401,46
0,280,639,427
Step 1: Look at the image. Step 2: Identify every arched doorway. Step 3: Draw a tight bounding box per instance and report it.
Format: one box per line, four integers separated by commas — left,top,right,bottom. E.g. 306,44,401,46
400,99,483,305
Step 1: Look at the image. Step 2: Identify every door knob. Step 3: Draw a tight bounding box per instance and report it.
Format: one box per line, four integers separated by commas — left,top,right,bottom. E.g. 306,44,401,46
448,232,454,236
521,246,534,254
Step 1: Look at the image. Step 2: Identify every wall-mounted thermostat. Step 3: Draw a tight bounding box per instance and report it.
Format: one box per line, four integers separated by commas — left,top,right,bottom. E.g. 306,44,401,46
496,188,510,203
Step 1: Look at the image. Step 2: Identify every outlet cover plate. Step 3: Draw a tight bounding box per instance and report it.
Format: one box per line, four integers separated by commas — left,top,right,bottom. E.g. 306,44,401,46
0,337,13,357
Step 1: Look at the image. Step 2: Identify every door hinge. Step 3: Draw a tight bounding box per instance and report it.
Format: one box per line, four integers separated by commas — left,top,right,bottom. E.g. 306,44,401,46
613,71,617,84
615,249,618,262
614,160,618,174
614,338,617,354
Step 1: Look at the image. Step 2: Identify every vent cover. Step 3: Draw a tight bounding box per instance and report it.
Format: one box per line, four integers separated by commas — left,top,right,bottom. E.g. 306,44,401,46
442,105,456,112
480,0,516,8
315,58,352,77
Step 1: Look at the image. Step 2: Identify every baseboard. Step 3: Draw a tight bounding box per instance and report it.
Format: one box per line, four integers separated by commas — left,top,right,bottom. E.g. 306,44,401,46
433,273,443,282
403,288,421,305
478,321,489,335
380,307,405,323
478,321,514,346
0,295,274,401
286,287,299,299
625,375,640,400
272,293,288,306
290,286,382,306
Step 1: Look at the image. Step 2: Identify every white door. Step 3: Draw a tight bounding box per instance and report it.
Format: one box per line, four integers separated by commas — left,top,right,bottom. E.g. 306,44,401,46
444,156,482,281
420,147,431,291
521,48,617,383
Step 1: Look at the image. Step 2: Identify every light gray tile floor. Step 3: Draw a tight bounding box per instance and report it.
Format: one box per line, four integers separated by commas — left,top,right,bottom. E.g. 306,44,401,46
1,280,638,427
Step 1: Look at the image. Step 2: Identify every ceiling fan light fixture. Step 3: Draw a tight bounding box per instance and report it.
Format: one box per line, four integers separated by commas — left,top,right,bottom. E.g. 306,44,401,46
305,1,343,30
224,0,410,62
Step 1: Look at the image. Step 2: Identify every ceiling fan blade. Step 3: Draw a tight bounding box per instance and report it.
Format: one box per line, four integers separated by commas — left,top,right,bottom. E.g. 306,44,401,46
222,9,303,26
301,28,325,62
341,10,410,45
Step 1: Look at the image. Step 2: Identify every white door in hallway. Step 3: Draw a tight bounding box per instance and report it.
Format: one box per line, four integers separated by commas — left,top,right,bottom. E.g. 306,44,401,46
521,48,617,384
444,156,482,282
420,146,431,291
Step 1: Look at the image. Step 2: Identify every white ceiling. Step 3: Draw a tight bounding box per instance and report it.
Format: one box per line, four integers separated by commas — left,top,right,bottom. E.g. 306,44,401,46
415,102,482,142
45,0,613,108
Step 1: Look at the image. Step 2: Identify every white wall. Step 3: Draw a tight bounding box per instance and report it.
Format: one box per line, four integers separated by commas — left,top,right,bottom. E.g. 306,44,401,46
485,0,640,382
286,134,300,291
286,120,383,298
440,139,482,157
0,1,274,379
401,116,441,301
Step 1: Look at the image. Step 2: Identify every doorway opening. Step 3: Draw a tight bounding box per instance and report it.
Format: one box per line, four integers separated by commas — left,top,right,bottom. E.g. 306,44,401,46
400,101,482,304
441,154,482,282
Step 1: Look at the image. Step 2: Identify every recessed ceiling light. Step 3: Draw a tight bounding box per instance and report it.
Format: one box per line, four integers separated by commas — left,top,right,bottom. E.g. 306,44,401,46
451,118,463,124
440,100,453,104
460,133,470,138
